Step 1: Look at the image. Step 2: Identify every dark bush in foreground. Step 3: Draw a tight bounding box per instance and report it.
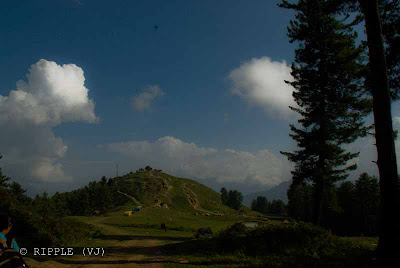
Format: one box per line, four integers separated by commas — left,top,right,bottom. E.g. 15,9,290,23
9,206,99,248
209,221,376,267
216,222,335,258
218,221,247,238
246,222,335,257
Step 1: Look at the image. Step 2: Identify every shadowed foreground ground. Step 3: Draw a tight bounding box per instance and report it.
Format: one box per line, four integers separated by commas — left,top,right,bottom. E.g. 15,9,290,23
24,217,195,268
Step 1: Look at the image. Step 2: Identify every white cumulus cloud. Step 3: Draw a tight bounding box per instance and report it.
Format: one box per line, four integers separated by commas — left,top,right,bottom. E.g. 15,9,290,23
229,57,297,120
0,59,97,182
131,85,165,111
106,136,292,187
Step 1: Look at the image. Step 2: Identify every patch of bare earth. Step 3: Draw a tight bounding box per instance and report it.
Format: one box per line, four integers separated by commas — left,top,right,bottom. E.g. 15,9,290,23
24,219,167,268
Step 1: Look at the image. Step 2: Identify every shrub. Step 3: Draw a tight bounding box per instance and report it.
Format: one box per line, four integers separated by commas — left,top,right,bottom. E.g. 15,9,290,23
215,221,338,259
247,222,336,258
215,222,248,252
218,222,247,238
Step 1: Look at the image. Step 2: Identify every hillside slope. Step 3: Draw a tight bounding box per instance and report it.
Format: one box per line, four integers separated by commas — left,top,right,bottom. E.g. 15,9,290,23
110,169,247,215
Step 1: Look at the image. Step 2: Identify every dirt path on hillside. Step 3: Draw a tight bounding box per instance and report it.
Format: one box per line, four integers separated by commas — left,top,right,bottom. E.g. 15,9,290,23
117,190,142,206
162,178,173,200
181,183,212,214
24,218,175,268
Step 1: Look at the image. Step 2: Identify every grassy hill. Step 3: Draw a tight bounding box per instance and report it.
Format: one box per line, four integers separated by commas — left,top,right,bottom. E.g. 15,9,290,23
64,169,270,243
110,169,254,217
63,169,271,249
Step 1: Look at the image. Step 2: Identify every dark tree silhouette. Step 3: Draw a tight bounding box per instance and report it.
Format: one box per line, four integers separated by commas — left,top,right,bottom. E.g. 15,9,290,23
354,172,379,235
251,196,269,213
357,0,400,263
220,187,228,204
226,190,243,210
279,0,372,225
287,182,313,221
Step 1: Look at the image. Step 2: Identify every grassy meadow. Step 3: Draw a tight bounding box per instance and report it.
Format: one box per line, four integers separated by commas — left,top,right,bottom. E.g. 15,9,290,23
59,205,379,268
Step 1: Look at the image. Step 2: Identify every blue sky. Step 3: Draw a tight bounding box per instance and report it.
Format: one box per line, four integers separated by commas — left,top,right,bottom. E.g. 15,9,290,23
0,0,397,196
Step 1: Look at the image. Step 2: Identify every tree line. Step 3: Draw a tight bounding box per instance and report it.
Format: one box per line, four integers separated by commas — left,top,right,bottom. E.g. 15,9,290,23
288,172,380,236
250,197,286,215
1,160,158,247
0,157,107,247
220,187,243,210
42,175,145,216
1,172,141,219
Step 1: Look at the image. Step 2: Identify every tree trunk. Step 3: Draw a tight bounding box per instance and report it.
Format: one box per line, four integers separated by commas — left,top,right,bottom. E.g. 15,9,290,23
358,0,400,264
312,180,324,225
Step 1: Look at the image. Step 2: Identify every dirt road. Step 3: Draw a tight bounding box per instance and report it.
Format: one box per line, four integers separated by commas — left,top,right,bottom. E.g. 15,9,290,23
24,218,179,268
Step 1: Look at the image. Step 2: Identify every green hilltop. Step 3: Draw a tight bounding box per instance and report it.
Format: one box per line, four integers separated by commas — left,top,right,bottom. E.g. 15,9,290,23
106,168,251,216
66,168,264,246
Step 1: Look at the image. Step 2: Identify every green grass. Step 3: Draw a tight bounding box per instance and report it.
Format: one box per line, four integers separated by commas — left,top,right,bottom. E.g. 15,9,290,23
339,236,378,250
115,171,239,215
70,207,267,237
62,171,381,268
67,206,379,268
66,169,271,253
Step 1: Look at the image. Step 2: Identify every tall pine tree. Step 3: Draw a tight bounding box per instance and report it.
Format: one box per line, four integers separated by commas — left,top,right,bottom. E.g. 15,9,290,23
279,0,372,225
335,0,400,262
357,0,400,263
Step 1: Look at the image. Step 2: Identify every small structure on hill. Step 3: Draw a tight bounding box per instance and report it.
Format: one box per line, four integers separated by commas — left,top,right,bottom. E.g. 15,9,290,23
132,206,142,211
154,200,169,209
123,211,133,216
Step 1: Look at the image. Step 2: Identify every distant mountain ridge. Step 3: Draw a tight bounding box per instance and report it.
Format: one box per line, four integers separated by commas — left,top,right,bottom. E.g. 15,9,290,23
243,181,291,207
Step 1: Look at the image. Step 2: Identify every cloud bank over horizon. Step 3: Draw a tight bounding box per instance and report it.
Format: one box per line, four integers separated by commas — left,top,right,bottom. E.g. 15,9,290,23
105,136,293,188
131,85,165,111
0,59,98,183
229,57,297,120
